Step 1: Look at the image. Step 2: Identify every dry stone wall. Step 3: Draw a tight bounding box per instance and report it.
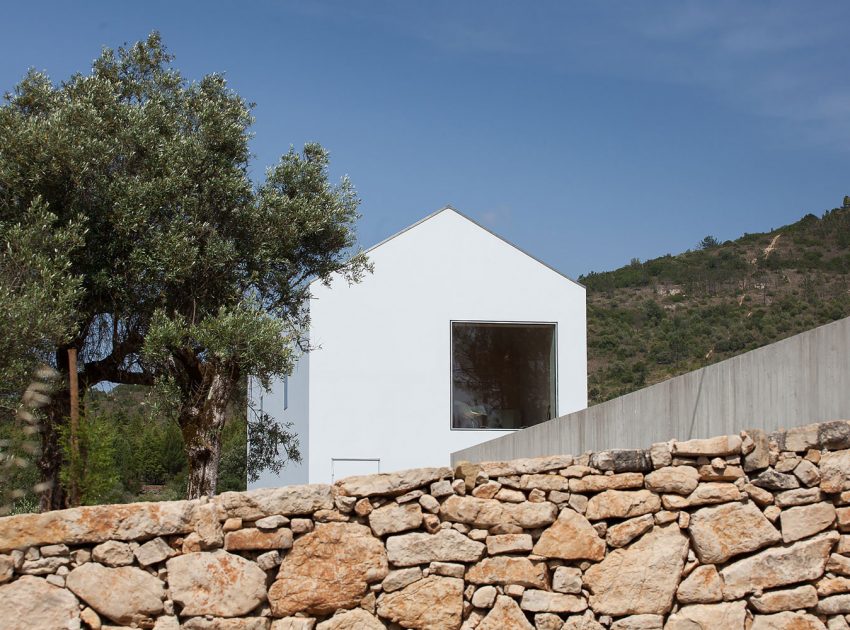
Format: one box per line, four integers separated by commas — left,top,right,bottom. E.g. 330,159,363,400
4,420,850,629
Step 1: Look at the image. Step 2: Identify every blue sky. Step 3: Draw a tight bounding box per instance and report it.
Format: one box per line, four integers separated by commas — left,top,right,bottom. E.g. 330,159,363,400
2,1,848,278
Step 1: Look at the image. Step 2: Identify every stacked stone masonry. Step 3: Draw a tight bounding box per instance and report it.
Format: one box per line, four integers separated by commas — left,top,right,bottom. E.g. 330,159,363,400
8,420,850,628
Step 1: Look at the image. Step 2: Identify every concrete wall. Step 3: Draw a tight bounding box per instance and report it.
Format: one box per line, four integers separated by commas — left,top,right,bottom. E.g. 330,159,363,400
302,207,587,484
6,420,850,628
453,315,850,465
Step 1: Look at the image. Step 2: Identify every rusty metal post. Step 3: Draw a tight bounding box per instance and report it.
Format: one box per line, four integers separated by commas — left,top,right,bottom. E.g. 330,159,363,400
68,348,80,507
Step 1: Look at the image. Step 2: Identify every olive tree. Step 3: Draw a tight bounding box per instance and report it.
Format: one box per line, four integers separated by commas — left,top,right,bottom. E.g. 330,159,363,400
0,33,368,504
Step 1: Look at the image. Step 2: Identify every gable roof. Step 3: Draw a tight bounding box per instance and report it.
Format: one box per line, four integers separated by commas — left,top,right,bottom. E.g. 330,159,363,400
365,205,584,288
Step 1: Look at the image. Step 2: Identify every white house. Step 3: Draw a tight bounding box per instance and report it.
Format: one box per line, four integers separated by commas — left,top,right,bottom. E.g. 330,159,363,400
249,206,587,487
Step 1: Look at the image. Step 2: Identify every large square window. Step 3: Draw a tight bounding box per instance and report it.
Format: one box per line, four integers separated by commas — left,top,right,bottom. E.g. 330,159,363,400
452,322,556,430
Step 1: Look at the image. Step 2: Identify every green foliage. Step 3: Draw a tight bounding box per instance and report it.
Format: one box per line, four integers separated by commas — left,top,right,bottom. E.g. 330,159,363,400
51,383,248,510
1,33,366,498
59,412,122,505
0,199,82,410
584,199,850,404
246,406,300,484
698,235,720,249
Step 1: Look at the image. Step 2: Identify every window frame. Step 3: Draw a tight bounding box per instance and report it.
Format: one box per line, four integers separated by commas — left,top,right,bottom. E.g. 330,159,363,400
449,320,558,432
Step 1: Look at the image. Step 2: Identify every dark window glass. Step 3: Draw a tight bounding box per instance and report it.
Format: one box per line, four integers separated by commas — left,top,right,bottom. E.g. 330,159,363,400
452,322,556,430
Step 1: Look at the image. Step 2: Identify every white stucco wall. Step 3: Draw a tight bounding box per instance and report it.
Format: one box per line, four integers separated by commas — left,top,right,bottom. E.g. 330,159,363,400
304,208,586,484
248,347,310,488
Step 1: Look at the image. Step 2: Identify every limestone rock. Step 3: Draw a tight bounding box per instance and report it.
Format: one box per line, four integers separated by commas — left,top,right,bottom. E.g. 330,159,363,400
535,612,567,630
552,566,582,594
430,479,454,497
562,615,605,630
827,552,850,576
606,514,654,548
376,575,463,630
466,556,549,589
585,490,661,520
741,429,769,472
794,459,821,487
0,575,80,630
818,420,850,450
662,482,742,509
255,514,288,530
429,561,464,578
477,595,534,630
584,525,687,616
40,543,69,557
0,555,12,584
439,495,557,528
821,450,850,493
495,487,526,503
369,502,423,536
817,575,850,596
181,619,270,630
568,472,644,493
473,481,501,499
719,530,839,598
271,620,317,630
215,484,333,520
687,501,781,564
471,585,498,608
335,467,451,497
817,594,850,614
79,607,100,629
257,550,281,570
520,589,587,613
386,529,484,566
316,608,384,630
382,567,423,592
589,449,652,473
224,527,293,551
533,509,605,561
671,435,742,457
478,455,572,477
134,537,176,566
776,487,823,507
521,474,570,491
752,469,800,491
665,601,748,629
269,522,388,617
780,502,836,543
67,563,164,625
676,564,723,604
195,501,224,548
20,555,68,575
744,483,775,506
750,612,826,630
486,533,532,555
167,550,266,617
826,617,849,630
91,540,134,566
610,615,663,630
750,584,818,613
782,423,820,452
0,500,198,552
644,466,699,495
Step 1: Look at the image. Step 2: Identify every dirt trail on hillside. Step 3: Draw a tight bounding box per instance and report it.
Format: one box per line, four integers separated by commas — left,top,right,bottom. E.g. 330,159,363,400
763,234,781,257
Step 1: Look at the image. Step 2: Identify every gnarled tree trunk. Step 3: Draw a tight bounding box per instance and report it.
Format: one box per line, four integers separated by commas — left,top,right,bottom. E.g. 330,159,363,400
180,370,235,499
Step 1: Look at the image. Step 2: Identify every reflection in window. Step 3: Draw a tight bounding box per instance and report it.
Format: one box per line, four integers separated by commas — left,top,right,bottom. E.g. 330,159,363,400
452,322,556,430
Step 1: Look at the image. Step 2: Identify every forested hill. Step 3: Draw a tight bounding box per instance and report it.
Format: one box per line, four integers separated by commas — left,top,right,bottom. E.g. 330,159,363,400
579,197,850,405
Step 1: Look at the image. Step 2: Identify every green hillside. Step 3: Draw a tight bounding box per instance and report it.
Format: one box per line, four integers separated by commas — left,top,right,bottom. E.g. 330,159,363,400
580,197,850,405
